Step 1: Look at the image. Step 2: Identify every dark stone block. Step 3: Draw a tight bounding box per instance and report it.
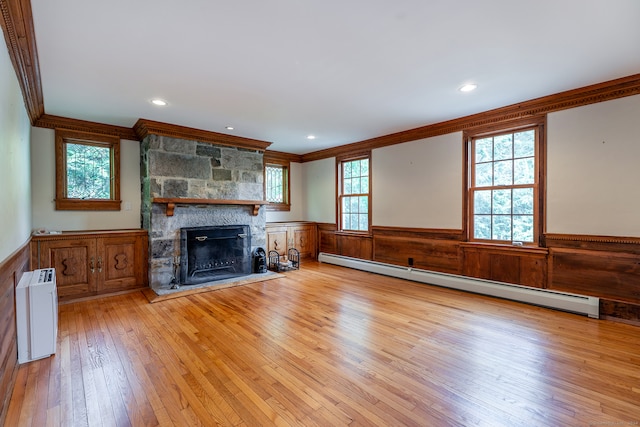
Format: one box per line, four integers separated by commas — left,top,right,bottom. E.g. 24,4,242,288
150,151,211,179
147,135,161,150
212,169,232,181
164,179,188,197
196,144,221,158
152,239,175,258
241,171,261,183
163,137,196,154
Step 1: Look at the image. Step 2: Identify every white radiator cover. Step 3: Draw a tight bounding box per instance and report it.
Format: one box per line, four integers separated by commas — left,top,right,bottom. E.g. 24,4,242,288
318,253,599,318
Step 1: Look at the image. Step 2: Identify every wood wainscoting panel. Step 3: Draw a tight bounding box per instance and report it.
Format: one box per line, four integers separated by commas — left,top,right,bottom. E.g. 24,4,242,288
600,299,640,324
373,234,461,274
461,244,548,288
336,233,373,260
549,247,640,303
0,240,30,425
317,223,337,254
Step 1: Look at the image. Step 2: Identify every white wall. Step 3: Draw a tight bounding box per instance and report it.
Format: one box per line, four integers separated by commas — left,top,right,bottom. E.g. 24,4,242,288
373,133,463,229
0,42,32,261
302,157,336,223
31,127,142,231
265,162,304,222
547,95,640,236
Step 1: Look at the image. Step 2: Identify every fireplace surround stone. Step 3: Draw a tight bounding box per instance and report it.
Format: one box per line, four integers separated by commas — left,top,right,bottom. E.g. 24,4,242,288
140,134,266,291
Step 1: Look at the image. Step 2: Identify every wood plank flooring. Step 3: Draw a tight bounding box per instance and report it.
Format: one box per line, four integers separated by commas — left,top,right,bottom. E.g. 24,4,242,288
5,262,640,426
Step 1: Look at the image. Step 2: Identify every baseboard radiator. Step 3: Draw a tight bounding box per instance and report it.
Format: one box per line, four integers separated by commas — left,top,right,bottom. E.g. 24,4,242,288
318,253,599,319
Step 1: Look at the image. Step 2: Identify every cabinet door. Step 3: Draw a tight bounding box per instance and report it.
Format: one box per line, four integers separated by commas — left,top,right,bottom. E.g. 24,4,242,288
38,238,97,300
292,226,316,259
267,228,288,256
97,235,147,293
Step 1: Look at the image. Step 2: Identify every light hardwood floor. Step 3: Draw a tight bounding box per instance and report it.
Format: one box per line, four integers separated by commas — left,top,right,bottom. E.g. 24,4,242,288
5,262,640,426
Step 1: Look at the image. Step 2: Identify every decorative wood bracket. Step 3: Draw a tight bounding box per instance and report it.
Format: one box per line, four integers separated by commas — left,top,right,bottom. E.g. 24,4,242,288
153,198,268,216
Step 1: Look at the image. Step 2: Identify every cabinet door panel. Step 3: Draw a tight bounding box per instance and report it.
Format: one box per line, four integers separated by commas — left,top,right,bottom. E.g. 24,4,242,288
267,230,288,255
41,239,97,299
98,236,145,293
292,227,316,259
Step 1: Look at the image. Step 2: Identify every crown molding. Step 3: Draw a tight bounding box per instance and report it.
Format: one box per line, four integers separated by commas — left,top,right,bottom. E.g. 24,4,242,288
301,73,640,163
0,0,44,124
2,0,638,157
264,150,303,163
134,119,272,151
34,114,138,140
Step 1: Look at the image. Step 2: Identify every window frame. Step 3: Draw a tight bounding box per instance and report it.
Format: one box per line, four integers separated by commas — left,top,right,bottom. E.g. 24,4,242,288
264,156,291,211
465,117,546,246
55,129,121,211
337,152,372,234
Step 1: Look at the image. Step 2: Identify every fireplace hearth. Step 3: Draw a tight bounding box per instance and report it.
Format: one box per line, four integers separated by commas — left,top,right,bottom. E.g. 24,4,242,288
179,225,252,285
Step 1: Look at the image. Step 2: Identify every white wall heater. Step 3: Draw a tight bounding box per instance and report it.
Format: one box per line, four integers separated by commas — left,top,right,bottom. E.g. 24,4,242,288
16,268,58,363
318,253,599,318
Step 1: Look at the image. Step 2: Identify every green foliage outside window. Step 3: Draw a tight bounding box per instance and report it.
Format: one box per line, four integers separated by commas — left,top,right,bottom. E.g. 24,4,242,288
472,129,536,243
265,165,285,203
341,158,369,232
66,143,111,199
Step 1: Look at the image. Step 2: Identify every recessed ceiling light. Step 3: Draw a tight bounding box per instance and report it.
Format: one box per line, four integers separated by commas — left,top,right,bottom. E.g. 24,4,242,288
225,126,234,130
307,135,316,140
151,98,168,106
459,84,477,93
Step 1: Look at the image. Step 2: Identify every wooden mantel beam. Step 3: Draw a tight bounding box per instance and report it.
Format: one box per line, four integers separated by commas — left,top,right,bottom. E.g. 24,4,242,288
152,198,269,216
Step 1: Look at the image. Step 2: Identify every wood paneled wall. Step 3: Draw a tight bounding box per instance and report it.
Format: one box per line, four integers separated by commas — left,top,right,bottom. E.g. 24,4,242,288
460,243,548,289
317,223,373,260
373,226,463,274
0,241,30,424
318,225,640,321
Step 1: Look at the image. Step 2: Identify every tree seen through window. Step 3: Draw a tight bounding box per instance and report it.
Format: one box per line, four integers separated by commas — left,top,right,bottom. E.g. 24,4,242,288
66,143,112,199
471,129,537,243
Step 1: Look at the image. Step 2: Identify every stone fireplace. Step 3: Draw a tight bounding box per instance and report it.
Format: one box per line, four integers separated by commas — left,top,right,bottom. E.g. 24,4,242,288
139,130,268,291
180,224,252,284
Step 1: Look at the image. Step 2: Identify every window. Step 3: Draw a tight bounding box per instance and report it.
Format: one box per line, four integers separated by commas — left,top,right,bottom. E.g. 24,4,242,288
338,155,370,232
468,123,543,244
55,129,121,210
264,157,290,211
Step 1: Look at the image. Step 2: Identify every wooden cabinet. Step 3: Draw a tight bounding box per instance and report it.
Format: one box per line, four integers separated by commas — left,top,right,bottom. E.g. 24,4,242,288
31,230,148,301
266,222,317,260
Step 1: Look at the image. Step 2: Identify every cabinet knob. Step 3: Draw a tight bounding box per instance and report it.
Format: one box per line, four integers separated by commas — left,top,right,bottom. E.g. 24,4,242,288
97,257,103,273
90,257,95,274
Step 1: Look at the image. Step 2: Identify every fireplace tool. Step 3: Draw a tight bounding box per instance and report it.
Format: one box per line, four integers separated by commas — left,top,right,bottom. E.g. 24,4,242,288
170,256,181,289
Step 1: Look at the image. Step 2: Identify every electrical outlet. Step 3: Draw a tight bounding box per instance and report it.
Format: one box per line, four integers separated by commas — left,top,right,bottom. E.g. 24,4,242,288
124,201,132,211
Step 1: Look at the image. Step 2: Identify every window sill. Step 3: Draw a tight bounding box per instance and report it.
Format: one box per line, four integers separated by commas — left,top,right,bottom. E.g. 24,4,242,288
460,241,548,254
55,199,121,211
335,230,373,238
266,203,291,212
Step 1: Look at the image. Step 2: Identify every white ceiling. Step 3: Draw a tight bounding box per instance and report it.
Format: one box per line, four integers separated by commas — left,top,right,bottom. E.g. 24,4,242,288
30,0,640,154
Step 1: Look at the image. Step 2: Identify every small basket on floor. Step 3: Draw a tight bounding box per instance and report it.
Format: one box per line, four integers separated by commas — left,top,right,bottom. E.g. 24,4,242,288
268,248,300,272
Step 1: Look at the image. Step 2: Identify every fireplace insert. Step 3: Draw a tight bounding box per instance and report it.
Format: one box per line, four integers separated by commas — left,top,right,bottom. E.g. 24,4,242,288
179,225,252,285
